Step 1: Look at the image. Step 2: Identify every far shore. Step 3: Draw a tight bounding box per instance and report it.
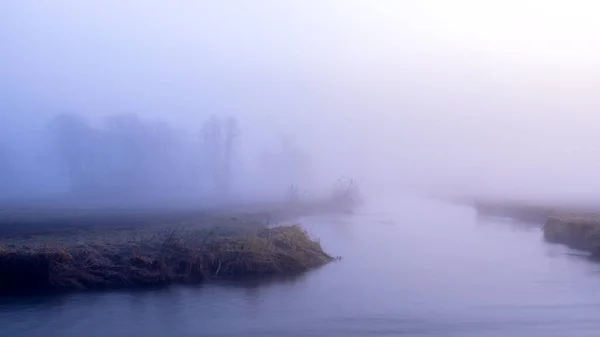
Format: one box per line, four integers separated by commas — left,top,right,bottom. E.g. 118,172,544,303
453,196,600,256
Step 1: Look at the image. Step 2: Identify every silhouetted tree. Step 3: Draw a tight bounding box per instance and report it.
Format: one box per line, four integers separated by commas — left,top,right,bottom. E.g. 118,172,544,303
102,113,149,195
101,113,201,199
48,114,97,194
222,116,240,193
47,112,240,204
0,145,16,197
330,177,362,211
200,115,240,196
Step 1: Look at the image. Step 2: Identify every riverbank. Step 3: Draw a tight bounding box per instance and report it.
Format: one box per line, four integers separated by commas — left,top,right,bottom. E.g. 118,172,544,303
461,196,600,255
543,216,600,255
472,199,557,223
0,202,342,295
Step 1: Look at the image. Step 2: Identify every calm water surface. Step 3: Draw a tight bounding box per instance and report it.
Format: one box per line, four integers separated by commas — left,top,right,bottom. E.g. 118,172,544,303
2,197,600,337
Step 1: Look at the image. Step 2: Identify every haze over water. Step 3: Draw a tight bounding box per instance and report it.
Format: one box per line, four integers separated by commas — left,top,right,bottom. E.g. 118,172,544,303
2,197,600,337
3,2,600,336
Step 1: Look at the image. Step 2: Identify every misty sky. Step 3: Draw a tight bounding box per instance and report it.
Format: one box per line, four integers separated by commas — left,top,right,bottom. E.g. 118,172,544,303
2,1,600,201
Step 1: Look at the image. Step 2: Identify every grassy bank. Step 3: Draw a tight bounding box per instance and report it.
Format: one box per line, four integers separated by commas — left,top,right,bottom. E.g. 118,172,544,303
473,199,556,223
459,196,600,255
453,196,600,224
543,216,600,255
0,208,334,295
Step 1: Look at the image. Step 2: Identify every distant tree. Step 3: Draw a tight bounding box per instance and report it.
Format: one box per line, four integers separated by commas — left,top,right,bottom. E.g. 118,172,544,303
200,115,240,196
201,115,222,189
102,113,148,195
0,145,16,197
286,184,302,204
48,114,96,194
101,113,197,199
221,116,240,193
330,177,362,211
47,112,239,204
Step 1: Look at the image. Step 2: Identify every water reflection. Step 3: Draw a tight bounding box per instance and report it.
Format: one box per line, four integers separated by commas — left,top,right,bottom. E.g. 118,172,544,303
475,214,543,230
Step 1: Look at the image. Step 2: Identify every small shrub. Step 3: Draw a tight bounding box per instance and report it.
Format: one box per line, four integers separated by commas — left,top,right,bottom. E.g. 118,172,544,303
286,184,299,204
330,177,362,211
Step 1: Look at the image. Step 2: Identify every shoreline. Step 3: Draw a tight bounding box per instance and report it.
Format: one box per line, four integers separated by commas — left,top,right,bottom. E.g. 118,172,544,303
0,200,350,296
464,197,600,256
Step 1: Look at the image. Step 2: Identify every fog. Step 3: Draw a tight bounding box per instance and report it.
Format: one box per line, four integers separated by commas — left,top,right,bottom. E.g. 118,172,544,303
2,1,600,206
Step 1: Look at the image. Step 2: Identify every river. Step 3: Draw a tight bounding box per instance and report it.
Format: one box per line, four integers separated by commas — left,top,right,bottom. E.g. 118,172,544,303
2,197,600,336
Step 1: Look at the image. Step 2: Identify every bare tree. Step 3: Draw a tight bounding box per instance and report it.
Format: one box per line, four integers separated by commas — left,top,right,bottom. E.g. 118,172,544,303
200,115,240,197
0,145,16,198
48,114,96,195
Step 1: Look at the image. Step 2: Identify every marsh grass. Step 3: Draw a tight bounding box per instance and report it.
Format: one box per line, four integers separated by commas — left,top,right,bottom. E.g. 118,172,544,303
0,197,355,295
472,199,600,255
0,222,333,294
543,216,600,254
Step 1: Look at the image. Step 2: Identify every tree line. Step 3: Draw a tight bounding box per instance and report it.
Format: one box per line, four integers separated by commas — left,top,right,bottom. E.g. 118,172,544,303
0,113,313,205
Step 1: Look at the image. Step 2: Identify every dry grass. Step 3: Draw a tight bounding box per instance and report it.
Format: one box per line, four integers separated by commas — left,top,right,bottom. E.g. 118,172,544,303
471,197,600,224
0,223,333,295
543,216,600,254
0,198,353,295
473,199,557,223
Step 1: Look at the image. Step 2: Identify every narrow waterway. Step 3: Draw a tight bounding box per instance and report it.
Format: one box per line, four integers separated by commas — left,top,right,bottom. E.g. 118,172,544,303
2,197,600,337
